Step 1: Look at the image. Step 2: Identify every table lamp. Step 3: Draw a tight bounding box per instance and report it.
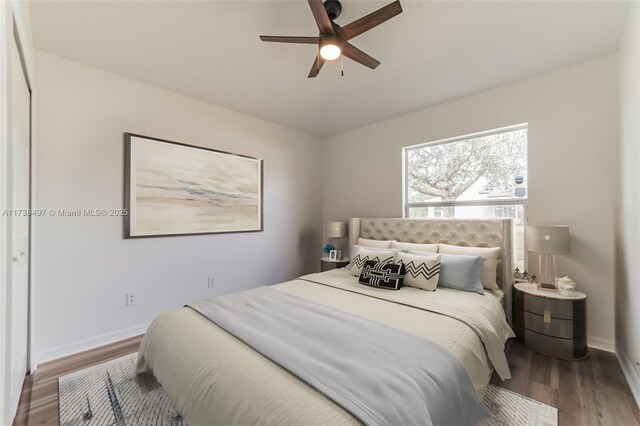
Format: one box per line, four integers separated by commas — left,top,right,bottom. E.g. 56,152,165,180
527,225,570,288
326,221,347,259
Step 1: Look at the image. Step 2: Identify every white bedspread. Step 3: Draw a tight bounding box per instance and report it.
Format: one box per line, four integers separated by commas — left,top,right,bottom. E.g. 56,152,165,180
137,269,514,426
299,270,513,380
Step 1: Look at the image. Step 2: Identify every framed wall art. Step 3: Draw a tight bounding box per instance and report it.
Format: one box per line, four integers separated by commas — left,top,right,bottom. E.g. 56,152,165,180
124,133,263,238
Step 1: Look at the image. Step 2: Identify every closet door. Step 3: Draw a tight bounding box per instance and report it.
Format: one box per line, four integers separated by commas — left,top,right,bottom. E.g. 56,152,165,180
6,30,31,421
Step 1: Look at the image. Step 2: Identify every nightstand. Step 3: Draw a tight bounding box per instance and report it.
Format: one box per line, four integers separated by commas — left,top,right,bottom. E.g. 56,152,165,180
321,257,350,272
515,283,588,360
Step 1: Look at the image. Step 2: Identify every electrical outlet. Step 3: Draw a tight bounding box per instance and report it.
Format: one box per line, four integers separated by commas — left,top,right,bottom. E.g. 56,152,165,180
126,292,136,306
208,277,216,288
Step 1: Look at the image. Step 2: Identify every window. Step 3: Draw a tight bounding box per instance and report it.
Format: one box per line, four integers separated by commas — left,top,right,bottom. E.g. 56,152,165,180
403,125,527,269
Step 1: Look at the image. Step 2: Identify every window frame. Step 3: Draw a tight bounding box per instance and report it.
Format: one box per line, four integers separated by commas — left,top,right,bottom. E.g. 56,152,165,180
402,123,528,218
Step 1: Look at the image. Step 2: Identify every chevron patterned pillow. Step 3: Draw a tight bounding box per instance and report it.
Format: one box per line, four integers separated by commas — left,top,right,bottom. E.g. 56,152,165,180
396,252,441,291
358,260,405,290
349,247,395,277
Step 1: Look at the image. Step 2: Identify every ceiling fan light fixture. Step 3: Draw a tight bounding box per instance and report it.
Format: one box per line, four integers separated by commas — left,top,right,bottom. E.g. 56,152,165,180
319,36,341,61
320,43,341,60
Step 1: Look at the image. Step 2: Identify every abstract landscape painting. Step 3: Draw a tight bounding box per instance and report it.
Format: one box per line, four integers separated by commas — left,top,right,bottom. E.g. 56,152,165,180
125,134,263,237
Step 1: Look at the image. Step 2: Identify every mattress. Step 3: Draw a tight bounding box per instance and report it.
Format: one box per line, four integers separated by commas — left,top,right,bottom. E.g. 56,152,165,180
137,269,513,426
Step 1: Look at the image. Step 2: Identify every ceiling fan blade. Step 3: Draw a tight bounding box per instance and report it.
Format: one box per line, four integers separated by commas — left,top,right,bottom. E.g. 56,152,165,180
260,36,319,44
308,0,335,34
341,42,380,69
308,54,326,78
341,0,402,40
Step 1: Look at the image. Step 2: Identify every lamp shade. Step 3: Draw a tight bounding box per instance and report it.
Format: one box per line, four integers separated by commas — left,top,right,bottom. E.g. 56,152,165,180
527,225,569,254
326,221,347,238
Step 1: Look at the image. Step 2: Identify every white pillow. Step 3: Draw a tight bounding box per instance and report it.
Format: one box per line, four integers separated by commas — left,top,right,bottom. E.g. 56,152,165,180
391,241,439,253
396,252,441,291
350,247,395,277
357,238,395,248
437,244,501,290
347,245,401,270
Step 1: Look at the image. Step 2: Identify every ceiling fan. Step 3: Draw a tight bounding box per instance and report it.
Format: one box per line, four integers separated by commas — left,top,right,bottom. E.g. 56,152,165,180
260,0,402,78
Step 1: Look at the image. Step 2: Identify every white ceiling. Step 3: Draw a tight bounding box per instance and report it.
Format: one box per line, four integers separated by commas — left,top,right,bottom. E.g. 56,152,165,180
30,0,629,138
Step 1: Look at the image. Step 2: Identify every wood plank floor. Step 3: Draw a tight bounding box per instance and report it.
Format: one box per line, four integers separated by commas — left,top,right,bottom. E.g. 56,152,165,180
13,335,143,426
13,336,640,425
491,339,640,426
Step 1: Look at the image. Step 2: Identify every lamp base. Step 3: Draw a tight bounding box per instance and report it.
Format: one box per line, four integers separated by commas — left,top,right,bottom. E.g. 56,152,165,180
537,253,560,290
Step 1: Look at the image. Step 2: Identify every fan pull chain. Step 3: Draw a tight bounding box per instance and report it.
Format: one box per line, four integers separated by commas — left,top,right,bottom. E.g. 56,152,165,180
341,58,344,77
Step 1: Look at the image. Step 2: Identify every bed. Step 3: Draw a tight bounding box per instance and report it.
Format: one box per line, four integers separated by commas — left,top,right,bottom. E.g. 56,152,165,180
137,218,515,425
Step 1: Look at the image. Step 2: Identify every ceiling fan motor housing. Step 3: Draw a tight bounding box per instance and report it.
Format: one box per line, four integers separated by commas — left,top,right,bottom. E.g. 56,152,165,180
324,0,342,21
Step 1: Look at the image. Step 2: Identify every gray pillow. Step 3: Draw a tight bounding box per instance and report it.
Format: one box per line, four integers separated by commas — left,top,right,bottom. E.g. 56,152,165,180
409,251,485,295
438,244,501,290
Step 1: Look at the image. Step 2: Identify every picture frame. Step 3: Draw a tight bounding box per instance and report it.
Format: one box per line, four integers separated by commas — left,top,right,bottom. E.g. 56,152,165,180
538,281,558,292
125,133,263,238
329,250,338,261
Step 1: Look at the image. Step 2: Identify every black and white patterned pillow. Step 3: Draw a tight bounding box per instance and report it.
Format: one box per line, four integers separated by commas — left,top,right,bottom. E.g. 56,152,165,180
350,247,395,277
358,260,406,290
396,252,441,291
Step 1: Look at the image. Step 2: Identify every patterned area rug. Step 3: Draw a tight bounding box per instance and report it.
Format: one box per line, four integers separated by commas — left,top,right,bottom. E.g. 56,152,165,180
479,385,557,426
59,353,558,426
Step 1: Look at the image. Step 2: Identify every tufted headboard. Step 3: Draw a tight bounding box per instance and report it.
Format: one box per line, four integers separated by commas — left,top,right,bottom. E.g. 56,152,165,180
349,217,513,325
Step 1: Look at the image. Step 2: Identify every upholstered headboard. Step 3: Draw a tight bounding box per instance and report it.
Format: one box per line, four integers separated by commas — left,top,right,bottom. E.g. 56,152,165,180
349,218,514,325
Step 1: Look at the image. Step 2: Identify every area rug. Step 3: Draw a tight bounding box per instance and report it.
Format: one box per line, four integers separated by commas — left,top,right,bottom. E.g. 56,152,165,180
59,353,558,426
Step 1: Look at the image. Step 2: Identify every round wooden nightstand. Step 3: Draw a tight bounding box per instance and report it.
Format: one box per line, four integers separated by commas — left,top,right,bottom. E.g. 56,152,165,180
321,257,350,272
514,282,588,360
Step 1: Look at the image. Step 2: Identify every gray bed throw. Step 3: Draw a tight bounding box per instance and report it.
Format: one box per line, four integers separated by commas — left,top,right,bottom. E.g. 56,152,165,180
189,286,490,426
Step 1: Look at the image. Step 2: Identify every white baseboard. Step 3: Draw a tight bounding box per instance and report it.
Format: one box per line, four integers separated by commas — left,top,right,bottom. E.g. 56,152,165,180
35,322,150,369
587,336,615,353
617,345,640,408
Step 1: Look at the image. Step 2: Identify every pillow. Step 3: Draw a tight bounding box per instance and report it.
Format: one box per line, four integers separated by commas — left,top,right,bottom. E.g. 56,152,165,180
438,244,501,290
358,260,405,290
357,238,395,248
396,252,441,291
350,247,395,277
391,241,439,253
346,245,401,270
409,251,484,294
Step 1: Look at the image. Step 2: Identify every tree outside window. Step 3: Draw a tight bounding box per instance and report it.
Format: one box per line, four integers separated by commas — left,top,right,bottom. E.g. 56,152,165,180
403,125,527,268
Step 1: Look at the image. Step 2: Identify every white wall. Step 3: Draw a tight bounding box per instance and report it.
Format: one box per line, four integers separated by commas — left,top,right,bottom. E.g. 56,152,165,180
616,1,640,404
323,54,618,351
33,51,323,364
